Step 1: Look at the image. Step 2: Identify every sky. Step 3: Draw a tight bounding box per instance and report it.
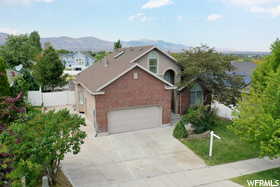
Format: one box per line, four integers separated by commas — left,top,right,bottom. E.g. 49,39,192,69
0,0,279,51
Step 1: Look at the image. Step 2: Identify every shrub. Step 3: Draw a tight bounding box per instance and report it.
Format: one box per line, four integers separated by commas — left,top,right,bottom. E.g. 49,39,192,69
0,57,11,97
173,121,188,139
184,105,217,134
0,109,87,186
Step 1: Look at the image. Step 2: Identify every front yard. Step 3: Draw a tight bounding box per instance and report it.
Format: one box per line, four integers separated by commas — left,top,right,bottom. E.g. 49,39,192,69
231,168,280,187
181,119,259,165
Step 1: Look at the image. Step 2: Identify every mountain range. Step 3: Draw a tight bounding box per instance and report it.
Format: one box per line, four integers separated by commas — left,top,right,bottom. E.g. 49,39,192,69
0,32,189,52
0,32,270,55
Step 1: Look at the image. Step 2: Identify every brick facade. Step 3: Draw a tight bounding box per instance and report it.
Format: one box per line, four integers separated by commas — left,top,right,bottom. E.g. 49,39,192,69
95,67,172,132
178,88,190,115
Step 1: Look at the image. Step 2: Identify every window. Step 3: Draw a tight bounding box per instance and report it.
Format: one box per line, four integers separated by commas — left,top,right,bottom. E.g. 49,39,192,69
76,58,83,65
164,70,175,84
190,83,204,106
79,92,84,105
133,72,138,80
148,52,158,74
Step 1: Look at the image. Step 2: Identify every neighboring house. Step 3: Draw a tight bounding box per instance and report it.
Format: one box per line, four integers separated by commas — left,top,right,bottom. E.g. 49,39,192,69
60,52,96,71
75,46,210,135
231,61,257,86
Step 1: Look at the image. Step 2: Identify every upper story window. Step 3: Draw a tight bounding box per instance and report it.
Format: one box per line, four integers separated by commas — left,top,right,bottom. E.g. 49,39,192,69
148,52,158,74
76,58,83,65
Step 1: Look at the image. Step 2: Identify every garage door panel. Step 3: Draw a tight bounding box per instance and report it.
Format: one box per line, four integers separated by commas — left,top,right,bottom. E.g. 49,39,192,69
108,106,162,134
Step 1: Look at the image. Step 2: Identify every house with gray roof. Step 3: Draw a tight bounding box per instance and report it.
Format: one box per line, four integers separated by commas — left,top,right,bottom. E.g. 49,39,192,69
231,61,257,86
60,51,96,71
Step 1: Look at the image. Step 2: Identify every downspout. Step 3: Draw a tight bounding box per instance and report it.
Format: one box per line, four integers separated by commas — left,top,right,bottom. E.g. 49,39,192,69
179,92,181,115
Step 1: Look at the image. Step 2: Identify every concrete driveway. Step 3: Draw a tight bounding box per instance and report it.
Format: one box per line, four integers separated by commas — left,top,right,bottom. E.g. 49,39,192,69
62,127,206,187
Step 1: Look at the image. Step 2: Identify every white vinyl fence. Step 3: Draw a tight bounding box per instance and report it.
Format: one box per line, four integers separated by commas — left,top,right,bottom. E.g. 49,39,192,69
212,101,234,120
28,91,75,107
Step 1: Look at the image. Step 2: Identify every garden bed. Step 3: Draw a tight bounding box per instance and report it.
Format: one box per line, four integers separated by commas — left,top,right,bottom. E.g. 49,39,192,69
181,119,259,165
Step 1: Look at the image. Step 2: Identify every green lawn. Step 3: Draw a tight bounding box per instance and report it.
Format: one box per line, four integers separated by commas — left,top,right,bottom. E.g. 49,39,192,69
181,119,259,165
231,168,280,187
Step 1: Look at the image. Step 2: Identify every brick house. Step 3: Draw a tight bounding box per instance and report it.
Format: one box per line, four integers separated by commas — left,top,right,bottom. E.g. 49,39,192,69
75,46,210,135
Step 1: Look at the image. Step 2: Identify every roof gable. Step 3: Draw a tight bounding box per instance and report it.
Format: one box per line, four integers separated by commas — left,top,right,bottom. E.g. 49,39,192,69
130,46,178,64
76,46,176,93
96,64,173,92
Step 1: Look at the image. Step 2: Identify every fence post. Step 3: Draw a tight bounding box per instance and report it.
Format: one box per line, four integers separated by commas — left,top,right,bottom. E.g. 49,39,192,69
42,176,49,187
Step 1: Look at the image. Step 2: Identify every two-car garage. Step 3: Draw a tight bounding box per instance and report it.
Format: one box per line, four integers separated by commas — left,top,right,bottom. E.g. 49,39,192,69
107,106,162,134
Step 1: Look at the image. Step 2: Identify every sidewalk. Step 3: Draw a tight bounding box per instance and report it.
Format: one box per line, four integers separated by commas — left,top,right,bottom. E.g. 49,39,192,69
112,157,280,187
187,157,280,186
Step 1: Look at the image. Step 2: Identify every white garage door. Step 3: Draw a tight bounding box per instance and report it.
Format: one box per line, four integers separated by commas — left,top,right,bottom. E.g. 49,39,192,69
108,106,162,134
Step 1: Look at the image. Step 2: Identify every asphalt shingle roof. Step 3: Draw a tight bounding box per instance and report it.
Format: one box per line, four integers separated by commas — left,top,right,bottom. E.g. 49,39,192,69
76,46,155,92
231,61,257,85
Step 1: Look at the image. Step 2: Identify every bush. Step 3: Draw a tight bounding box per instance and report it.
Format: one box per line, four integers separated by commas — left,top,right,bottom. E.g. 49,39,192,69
0,109,87,186
173,121,188,139
0,57,11,97
183,105,217,134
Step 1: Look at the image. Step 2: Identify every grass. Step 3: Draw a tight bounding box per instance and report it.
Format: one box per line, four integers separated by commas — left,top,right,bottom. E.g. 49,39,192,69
181,119,259,165
231,168,280,187
29,106,43,113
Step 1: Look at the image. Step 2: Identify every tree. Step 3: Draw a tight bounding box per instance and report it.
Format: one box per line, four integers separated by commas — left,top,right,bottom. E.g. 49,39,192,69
57,49,71,55
231,39,280,159
29,31,42,53
0,58,11,97
89,51,107,61
251,39,280,93
173,45,246,106
114,39,122,49
43,42,52,49
0,34,37,68
33,46,67,91
11,69,40,96
0,109,86,186
0,92,25,186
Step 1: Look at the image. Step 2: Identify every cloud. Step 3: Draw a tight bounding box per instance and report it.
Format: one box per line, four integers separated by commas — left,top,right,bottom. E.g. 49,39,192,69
129,13,151,23
207,14,223,21
0,0,54,5
221,0,280,17
250,5,280,16
142,0,173,9
0,27,19,35
177,16,183,21
224,0,280,6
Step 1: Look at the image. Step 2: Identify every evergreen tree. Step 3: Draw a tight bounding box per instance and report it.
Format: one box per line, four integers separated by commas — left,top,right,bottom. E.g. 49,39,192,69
29,31,42,53
33,46,67,91
114,39,122,49
0,57,11,97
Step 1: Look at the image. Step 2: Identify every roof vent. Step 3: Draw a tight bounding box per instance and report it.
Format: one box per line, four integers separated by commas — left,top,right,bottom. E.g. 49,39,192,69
114,51,125,59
